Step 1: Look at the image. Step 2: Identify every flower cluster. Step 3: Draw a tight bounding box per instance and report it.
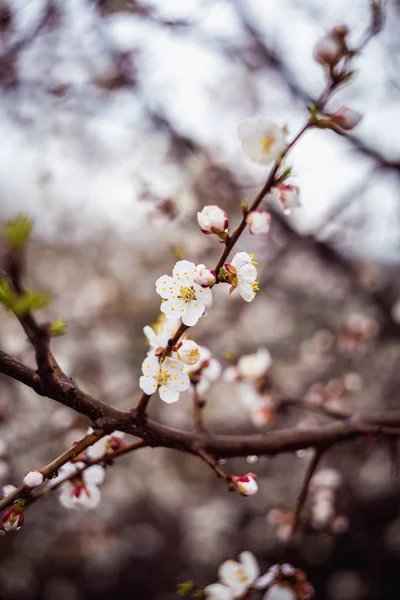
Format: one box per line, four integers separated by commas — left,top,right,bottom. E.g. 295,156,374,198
185,345,221,395
204,552,313,600
224,348,276,427
52,462,106,510
222,252,259,302
305,372,362,411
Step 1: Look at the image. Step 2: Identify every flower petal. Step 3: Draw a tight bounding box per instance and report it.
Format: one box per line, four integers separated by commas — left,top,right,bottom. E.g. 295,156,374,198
159,386,180,404
141,355,159,376
84,465,105,485
204,583,234,600
239,551,259,583
155,275,176,299
182,301,205,326
139,375,158,395
237,281,255,302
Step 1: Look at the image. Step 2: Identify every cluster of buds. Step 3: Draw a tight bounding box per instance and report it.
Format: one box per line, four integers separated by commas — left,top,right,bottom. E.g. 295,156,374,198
52,462,106,510
337,313,378,353
305,372,362,411
197,205,229,240
309,468,349,534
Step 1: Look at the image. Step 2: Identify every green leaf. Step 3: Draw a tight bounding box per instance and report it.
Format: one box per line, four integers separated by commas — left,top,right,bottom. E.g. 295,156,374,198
0,279,15,309
177,581,194,596
3,215,33,249
13,291,51,316
49,319,67,336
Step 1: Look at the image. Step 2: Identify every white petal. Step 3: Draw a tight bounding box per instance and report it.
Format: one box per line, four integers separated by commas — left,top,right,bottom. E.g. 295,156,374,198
205,583,234,600
239,263,257,284
84,465,105,485
87,437,108,459
237,281,255,302
141,355,160,377
159,386,180,404
161,299,185,319
196,284,213,308
231,252,251,270
139,375,158,395
182,301,205,326
239,551,259,582
263,584,296,600
155,275,176,299
173,260,196,281
219,561,248,597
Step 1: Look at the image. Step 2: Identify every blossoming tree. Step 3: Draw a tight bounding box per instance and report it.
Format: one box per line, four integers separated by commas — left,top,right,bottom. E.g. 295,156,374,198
0,2,396,598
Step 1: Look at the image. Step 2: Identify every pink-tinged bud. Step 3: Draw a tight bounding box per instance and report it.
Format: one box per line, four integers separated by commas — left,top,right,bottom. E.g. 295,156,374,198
313,26,349,66
246,210,271,235
233,473,258,496
178,339,201,366
330,106,362,131
197,205,229,236
194,265,216,287
23,470,44,488
2,484,17,498
2,506,24,531
274,184,301,215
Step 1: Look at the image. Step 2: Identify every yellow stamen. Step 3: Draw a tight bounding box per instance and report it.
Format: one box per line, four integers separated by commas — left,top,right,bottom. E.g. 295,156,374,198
249,253,258,265
260,135,274,153
179,286,196,303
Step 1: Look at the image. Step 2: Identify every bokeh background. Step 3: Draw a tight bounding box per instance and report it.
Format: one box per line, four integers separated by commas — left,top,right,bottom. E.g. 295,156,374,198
0,0,400,599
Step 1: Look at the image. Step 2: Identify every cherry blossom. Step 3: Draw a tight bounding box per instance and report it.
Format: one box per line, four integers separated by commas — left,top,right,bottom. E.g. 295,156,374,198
139,355,190,403
185,346,221,394
238,116,286,165
2,484,17,498
176,339,201,366
23,470,44,487
225,252,259,302
232,473,258,496
57,463,105,509
156,260,212,326
197,205,229,237
87,431,125,460
272,184,301,215
144,315,181,352
246,210,271,235
219,551,260,597
224,348,272,382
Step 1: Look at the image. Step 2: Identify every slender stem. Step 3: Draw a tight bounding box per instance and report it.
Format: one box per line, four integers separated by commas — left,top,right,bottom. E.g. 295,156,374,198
196,448,237,492
192,385,207,433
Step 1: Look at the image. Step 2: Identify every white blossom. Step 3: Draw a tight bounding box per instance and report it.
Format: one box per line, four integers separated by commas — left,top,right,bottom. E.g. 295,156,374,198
87,431,125,460
23,470,44,488
139,355,190,403
227,252,258,302
273,184,301,215
156,260,212,326
144,315,181,351
204,583,234,600
246,210,271,235
263,585,296,600
219,551,260,597
194,264,216,287
238,348,272,380
197,205,228,235
310,468,341,491
2,484,17,498
238,116,286,165
186,346,221,394
233,473,258,496
58,464,105,510
177,340,201,366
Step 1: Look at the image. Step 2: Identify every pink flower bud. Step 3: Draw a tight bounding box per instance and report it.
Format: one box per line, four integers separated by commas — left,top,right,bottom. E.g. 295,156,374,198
23,470,44,488
330,106,362,131
246,210,271,235
2,484,17,498
197,205,228,235
313,25,349,66
233,473,258,496
2,507,24,531
194,265,216,287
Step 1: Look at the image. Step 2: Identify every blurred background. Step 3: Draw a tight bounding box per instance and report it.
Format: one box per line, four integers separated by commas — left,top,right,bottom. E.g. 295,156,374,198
0,0,400,599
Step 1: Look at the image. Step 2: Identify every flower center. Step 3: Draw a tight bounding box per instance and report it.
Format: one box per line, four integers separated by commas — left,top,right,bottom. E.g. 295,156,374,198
156,368,170,387
179,286,196,303
236,568,250,584
259,136,274,153
252,281,260,294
